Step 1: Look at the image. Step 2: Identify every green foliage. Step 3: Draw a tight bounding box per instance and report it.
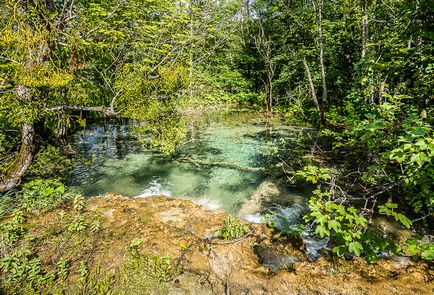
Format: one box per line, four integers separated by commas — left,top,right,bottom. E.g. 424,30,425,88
133,106,188,154
305,196,367,241
361,231,402,264
214,216,251,240
0,210,25,245
28,145,69,179
305,195,407,262
16,179,71,213
295,165,332,184
378,203,412,229
128,238,144,257
406,236,434,261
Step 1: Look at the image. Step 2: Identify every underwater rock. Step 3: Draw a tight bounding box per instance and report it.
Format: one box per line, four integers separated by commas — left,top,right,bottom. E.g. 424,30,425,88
237,179,281,217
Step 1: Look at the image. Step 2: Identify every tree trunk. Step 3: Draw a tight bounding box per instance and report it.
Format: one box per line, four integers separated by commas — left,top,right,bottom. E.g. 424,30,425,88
318,0,328,104
266,64,275,112
361,0,375,104
361,6,369,59
303,56,325,126
0,124,36,193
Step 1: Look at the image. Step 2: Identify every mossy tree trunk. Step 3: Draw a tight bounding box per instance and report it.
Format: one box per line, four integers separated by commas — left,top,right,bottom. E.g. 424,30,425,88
0,124,36,193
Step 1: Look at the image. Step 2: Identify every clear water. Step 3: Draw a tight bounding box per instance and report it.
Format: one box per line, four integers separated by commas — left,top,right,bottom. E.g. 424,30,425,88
67,112,334,258
67,112,307,213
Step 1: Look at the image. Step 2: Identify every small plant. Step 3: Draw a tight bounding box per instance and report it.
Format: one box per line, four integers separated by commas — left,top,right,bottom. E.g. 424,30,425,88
68,216,88,233
73,195,86,212
17,179,71,213
305,196,368,257
305,195,404,262
55,258,70,280
406,236,434,261
128,238,144,256
77,260,89,287
178,243,189,252
0,210,25,245
214,216,250,239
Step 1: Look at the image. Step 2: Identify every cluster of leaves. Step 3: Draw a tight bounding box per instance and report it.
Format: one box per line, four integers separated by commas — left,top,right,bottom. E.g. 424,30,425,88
304,196,410,263
294,165,332,184
214,216,251,240
0,207,73,293
15,179,72,214
406,236,434,261
378,203,412,229
305,197,368,257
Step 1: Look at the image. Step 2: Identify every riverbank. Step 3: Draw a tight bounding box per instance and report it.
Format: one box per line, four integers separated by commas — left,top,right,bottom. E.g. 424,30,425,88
4,194,432,294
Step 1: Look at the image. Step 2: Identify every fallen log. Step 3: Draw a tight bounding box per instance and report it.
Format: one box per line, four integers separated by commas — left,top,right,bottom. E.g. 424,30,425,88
177,157,267,172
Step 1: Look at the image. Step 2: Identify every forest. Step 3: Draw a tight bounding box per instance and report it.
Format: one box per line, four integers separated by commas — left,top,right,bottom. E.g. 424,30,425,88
0,0,433,293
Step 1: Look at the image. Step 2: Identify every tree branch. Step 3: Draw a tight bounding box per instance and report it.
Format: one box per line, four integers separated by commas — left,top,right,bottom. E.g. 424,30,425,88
45,105,117,117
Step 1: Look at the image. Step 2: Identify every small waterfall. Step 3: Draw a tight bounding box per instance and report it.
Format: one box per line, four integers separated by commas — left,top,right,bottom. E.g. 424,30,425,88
265,204,330,260
134,179,172,197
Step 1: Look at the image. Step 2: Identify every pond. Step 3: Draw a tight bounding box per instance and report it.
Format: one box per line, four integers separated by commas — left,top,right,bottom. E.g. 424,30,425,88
67,111,311,214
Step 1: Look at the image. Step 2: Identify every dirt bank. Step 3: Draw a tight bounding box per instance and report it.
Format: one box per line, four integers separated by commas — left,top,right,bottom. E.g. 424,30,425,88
25,195,433,294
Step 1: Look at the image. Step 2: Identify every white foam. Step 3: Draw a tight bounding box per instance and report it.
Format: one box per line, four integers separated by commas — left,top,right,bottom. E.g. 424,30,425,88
243,213,265,224
134,180,171,198
194,198,222,211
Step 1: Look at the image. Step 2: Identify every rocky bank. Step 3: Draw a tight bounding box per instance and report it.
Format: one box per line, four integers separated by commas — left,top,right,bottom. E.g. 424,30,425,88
26,195,433,294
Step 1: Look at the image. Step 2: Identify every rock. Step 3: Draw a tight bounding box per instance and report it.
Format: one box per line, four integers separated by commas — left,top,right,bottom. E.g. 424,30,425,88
254,245,302,272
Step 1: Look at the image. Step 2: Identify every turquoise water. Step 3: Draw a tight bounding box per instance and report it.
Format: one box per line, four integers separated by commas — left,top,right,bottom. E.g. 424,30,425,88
68,113,306,212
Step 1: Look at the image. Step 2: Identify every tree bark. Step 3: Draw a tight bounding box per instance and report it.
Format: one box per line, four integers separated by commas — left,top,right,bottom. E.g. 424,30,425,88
303,56,325,126
0,124,36,193
254,25,275,113
318,0,328,104
266,63,275,112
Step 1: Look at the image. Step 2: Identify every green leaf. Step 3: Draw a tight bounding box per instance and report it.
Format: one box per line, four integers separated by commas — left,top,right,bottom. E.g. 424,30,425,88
315,225,330,238
348,241,363,256
328,219,341,232
410,152,430,166
421,248,434,261
332,246,345,257
366,252,379,264
394,213,412,229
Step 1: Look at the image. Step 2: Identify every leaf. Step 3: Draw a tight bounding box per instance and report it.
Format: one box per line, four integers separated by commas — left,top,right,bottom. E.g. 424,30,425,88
348,241,363,256
315,225,330,238
389,149,406,163
328,219,341,232
325,201,335,212
366,252,379,264
332,246,345,257
410,152,430,166
421,248,434,261
394,213,412,229
410,127,428,138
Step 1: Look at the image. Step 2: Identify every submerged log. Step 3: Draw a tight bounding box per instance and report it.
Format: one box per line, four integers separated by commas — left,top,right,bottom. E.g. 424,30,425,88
177,157,267,172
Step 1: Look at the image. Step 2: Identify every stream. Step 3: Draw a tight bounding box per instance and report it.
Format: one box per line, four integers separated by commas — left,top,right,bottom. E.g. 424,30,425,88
68,112,310,212
67,111,329,258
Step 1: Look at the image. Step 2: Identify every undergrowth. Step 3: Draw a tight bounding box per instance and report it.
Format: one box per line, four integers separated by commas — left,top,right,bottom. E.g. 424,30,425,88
0,179,178,294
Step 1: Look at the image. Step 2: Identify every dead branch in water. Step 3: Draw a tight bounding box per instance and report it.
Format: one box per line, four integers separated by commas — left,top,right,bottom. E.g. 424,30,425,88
177,157,267,173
